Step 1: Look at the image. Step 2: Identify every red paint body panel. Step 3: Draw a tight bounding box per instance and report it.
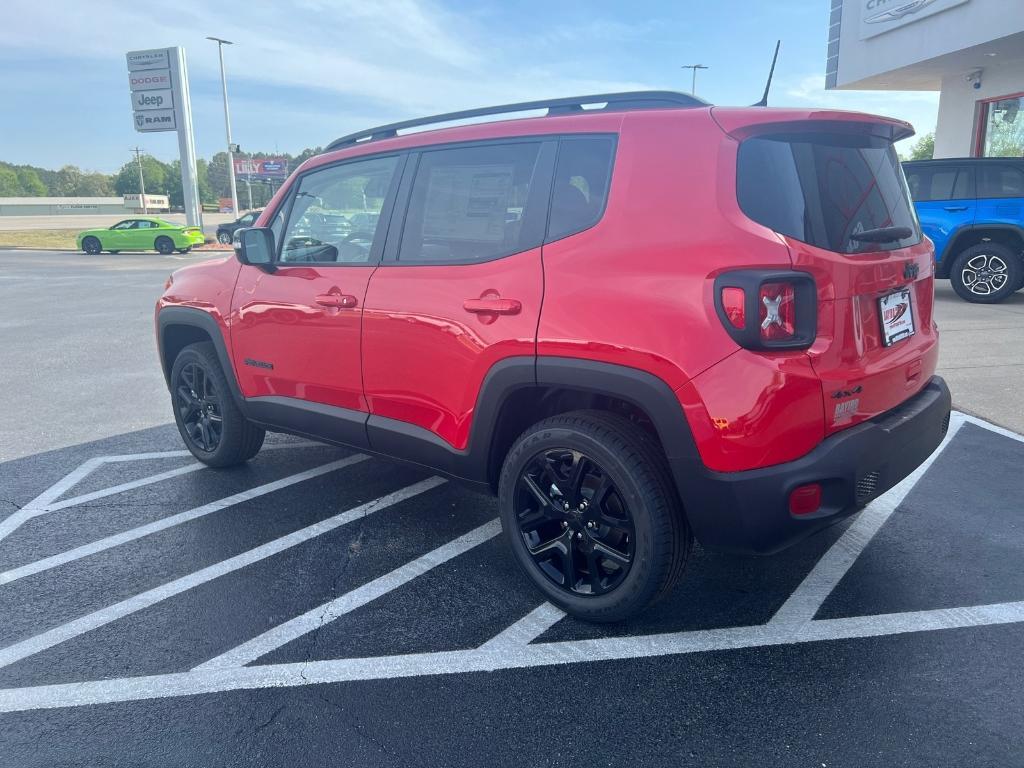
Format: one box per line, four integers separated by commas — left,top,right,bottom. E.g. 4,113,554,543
229,264,373,411
361,249,544,450
155,255,239,337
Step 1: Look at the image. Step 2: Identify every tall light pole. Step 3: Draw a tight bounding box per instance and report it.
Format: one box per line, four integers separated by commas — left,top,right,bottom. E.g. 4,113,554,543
207,36,240,215
681,64,709,96
131,146,147,214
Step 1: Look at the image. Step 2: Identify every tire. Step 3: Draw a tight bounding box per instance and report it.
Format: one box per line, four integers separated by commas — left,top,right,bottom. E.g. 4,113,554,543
498,411,691,622
169,342,265,467
82,237,101,255
155,236,175,255
949,243,1022,303
217,231,232,245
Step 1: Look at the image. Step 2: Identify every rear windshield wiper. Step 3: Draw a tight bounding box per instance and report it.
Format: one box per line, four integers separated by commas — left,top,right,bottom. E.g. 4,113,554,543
849,226,913,243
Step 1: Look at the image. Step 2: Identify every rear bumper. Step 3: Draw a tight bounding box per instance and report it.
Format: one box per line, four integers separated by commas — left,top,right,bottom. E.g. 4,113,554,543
673,376,951,554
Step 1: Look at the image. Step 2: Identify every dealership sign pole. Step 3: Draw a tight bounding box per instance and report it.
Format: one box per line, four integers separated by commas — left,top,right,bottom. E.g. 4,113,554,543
126,48,202,228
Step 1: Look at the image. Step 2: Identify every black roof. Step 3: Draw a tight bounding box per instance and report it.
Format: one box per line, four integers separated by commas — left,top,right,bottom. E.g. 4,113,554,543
324,91,708,152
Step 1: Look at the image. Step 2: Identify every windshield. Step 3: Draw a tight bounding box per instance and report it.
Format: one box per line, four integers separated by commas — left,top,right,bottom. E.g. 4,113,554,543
737,131,921,253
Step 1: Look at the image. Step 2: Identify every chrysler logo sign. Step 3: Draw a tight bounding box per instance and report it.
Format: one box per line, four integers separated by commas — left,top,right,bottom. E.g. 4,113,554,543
864,0,938,24
858,0,968,39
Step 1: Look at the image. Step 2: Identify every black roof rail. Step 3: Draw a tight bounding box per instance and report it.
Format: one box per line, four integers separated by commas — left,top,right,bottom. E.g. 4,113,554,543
324,91,708,151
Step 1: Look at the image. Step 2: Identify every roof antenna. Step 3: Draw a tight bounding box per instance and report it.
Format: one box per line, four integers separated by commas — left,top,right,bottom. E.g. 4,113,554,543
752,40,781,107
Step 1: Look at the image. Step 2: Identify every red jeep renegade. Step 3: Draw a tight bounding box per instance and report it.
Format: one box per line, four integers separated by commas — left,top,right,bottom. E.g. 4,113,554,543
157,92,951,621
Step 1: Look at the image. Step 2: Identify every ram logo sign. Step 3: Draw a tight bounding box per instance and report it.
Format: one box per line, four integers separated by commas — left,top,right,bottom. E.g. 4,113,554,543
858,0,968,39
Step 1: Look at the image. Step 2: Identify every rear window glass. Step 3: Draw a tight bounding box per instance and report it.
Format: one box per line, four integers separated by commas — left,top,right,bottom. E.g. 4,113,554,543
737,133,921,253
547,136,615,242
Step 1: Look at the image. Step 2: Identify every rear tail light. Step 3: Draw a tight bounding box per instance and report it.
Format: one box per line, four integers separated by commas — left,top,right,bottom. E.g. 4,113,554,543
714,270,816,350
721,287,746,329
759,282,796,341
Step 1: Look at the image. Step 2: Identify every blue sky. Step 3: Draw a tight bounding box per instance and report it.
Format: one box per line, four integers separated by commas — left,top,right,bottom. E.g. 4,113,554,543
0,0,940,174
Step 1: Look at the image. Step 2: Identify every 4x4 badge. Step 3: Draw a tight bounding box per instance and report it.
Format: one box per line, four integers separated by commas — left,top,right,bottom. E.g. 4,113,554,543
904,262,920,280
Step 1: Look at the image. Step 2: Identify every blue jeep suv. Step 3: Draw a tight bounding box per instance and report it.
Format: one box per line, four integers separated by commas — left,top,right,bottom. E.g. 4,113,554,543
903,158,1024,303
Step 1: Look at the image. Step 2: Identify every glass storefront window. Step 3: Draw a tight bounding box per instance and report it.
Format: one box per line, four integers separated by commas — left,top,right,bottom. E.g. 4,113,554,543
980,95,1024,158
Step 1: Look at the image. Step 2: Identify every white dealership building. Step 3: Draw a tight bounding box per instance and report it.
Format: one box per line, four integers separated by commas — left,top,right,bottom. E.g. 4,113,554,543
826,0,1024,158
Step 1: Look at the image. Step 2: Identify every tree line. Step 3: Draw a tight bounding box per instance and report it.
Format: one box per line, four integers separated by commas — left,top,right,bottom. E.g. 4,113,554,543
0,147,322,209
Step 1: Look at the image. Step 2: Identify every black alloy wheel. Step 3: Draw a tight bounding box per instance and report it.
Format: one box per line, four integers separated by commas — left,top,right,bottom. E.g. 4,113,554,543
82,237,101,255
155,236,175,255
515,448,634,596
175,361,223,453
498,411,690,622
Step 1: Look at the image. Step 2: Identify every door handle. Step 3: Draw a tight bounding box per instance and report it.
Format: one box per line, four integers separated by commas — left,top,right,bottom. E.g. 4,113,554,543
315,293,358,309
943,205,968,212
463,298,522,315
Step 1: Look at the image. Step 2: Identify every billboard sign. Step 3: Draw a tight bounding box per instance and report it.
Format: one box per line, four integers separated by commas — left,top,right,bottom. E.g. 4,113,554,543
233,157,290,180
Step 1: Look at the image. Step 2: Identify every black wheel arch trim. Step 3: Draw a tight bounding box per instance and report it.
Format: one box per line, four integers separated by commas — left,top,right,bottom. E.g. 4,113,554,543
939,223,1024,277
157,306,245,408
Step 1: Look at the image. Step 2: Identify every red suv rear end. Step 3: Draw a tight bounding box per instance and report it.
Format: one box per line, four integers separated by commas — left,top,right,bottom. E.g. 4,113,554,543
157,92,950,621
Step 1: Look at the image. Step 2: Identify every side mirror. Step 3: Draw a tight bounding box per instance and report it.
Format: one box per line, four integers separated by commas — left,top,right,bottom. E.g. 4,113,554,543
234,227,276,272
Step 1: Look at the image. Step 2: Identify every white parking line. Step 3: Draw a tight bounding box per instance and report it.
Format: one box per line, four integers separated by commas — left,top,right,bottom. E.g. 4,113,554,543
478,603,566,650
2,598,1022,713
0,455,369,586
0,477,446,669
195,518,502,670
770,413,967,628
0,440,321,544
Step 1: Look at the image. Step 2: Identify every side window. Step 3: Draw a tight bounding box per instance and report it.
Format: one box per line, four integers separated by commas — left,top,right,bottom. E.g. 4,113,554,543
904,166,965,202
136,220,154,229
111,220,135,230
398,142,542,264
951,167,971,199
279,155,399,264
547,136,615,241
978,165,1024,199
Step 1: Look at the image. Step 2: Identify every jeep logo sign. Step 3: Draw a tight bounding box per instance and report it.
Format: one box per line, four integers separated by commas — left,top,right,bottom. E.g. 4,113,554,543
131,89,173,111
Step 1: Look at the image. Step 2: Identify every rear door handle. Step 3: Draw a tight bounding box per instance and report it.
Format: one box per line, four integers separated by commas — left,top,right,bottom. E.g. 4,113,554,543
463,298,522,315
943,205,968,212
315,293,358,309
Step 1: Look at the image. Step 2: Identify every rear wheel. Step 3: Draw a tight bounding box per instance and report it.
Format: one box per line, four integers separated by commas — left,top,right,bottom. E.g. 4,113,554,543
498,411,690,622
170,342,265,467
155,236,175,255
82,237,101,255
949,243,1022,303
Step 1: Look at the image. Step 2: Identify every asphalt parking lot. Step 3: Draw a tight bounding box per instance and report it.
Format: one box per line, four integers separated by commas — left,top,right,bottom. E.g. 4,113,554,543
1,249,1023,766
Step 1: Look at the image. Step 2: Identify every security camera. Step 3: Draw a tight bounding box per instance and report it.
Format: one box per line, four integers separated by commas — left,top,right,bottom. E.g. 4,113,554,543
967,70,984,90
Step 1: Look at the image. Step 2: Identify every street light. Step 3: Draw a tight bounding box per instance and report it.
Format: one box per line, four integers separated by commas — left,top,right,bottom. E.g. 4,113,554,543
207,36,240,216
681,64,709,96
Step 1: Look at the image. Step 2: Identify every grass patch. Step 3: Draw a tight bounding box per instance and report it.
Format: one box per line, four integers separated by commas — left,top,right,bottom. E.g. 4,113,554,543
0,229,80,250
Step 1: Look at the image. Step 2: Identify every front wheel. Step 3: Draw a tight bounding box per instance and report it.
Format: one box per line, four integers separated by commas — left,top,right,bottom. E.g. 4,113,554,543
170,342,265,467
498,411,691,622
155,236,175,255
217,231,232,244
949,243,1022,303
82,237,101,255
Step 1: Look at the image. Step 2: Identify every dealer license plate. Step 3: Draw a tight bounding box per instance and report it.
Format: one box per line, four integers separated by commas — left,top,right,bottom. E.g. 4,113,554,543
878,288,915,347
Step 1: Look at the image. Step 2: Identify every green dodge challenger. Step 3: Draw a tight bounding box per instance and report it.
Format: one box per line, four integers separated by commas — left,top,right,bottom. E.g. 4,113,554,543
77,217,205,255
